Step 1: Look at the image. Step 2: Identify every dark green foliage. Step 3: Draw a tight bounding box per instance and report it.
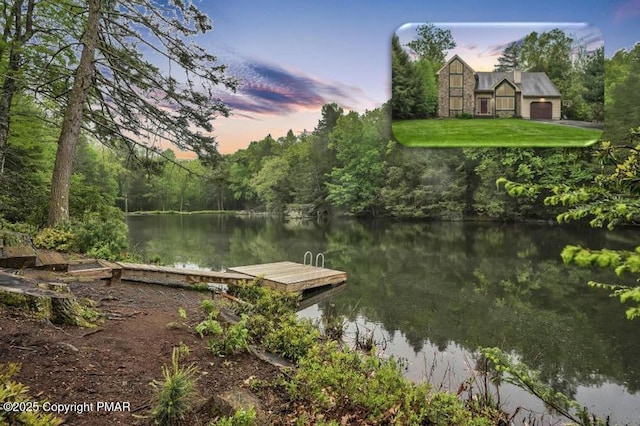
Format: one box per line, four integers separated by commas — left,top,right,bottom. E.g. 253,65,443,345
494,41,521,71
412,58,438,118
0,97,56,225
72,207,129,260
327,108,389,216
70,139,118,218
498,130,640,319
519,29,573,81
391,36,438,120
207,317,250,356
391,35,415,120
226,281,318,361
262,315,319,362
469,147,597,220
605,44,640,143
582,47,605,122
217,283,502,424
228,280,300,317
406,23,456,67
382,142,467,219
494,29,603,122
287,341,498,425
33,206,129,260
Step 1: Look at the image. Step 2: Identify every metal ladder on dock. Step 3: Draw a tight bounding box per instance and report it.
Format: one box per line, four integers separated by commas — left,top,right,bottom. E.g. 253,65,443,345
303,251,324,268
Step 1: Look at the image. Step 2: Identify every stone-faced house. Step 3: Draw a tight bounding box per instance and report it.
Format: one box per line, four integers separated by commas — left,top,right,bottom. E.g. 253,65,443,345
436,55,561,120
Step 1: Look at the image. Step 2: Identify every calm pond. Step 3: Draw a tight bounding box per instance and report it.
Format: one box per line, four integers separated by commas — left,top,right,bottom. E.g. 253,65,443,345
126,214,640,424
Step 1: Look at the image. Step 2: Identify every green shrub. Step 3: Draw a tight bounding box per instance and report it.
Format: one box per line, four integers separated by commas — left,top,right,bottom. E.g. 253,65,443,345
0,219,37,236
195,318,223,338
72,207,129,260
33,226,75,252
287,341,431,424
228,280,299,318
207,317,250,356
32,206,129,260
0,363,63,426
262,315,320,362
210,407,256,426
455,112,474,119
150,348,199,426
200,299,219,317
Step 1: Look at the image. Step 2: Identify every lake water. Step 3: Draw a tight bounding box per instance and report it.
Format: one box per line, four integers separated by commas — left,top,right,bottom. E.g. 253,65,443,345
126,214,640,424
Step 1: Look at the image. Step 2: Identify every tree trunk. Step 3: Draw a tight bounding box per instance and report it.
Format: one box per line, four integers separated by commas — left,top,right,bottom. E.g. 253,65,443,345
47,0,101,226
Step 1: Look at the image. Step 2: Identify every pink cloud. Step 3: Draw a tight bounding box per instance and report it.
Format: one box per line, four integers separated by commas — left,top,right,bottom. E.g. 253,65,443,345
614,0,640,23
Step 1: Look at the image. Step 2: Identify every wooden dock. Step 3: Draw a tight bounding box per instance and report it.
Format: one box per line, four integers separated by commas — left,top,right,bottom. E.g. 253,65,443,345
118,261,347,293
227,261,347,293
117,262,252,287
0,245,348,294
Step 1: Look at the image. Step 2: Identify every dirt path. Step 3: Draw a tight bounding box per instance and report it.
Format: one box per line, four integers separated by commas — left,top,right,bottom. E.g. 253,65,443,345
0,271,287,425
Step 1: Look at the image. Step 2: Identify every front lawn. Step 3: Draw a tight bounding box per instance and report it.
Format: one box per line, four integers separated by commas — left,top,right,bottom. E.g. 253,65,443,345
392,118,602,147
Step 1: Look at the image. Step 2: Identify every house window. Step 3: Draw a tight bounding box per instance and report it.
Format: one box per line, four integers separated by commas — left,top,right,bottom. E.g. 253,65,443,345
450,74,463,88
496,83,515,96
496,97,514,110
450,97,463,110
449,60,463,74
495,82,515,111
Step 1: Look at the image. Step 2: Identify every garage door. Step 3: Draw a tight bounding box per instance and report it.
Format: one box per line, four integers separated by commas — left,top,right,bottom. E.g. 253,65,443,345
530,102,552,119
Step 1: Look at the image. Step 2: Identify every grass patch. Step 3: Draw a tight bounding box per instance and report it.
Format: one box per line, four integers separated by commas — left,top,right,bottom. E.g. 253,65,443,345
392,118,602,147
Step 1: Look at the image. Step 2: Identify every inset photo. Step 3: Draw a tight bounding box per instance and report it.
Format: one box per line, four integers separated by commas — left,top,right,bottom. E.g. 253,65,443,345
391,23,604,147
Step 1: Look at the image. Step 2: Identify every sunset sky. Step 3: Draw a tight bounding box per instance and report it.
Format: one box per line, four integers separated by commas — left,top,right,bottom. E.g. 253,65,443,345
181,0,639,154
395,22,604,71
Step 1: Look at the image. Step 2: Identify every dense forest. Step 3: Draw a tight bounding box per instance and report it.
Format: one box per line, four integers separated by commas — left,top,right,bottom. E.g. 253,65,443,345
2,21,638,225
2,8,640,424
1,13,639,314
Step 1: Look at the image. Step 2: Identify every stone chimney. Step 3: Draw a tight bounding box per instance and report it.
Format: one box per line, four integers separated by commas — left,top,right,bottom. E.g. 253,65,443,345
513,69,521,84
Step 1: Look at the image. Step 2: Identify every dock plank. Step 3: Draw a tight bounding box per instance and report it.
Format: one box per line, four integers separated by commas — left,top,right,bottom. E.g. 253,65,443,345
228,262,347,293
0,246,37,269
112,261,346,293
35,249,68,271
117,262,252,287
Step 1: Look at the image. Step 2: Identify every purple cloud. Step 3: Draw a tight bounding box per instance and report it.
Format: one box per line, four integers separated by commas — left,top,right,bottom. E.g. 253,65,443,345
615,0,640,23
217,56,365,116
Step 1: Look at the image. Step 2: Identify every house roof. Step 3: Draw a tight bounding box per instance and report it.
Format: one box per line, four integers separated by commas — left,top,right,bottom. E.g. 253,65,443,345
436,54,476,75
476,72,513,91
519,72,561,97
437,55,562,97
489,76,517,91
475,71,561,97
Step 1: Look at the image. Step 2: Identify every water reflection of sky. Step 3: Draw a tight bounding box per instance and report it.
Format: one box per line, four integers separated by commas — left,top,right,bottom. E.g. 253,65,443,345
298,304,640,425
128,215,640,424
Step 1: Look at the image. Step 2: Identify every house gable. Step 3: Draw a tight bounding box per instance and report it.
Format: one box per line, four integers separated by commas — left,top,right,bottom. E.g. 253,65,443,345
437,55,476,118
493,78,518,117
